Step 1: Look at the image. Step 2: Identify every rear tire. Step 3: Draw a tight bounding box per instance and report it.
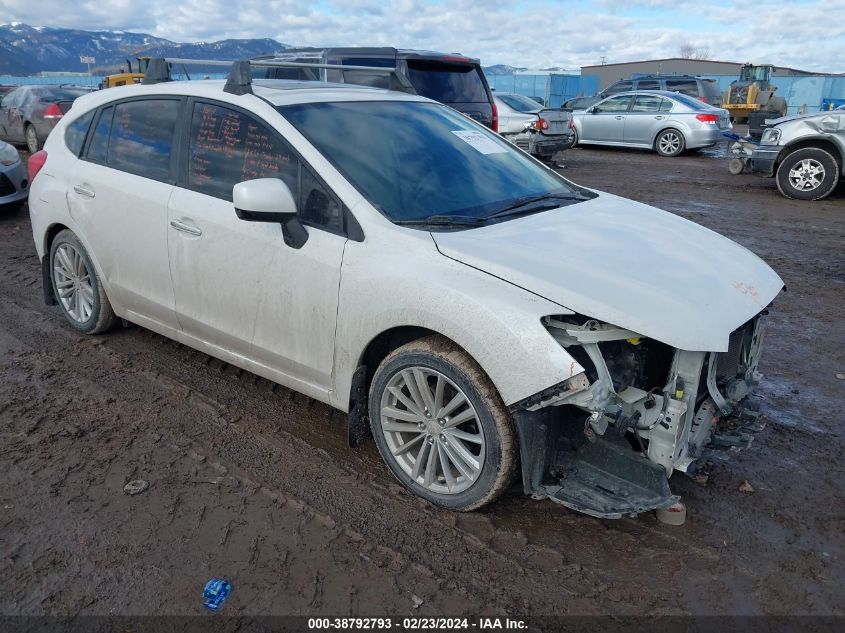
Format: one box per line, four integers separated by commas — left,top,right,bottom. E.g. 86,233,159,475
775,147,839,201
655,129,685,157
25,124,41,154
369,335,517,511
50,229,117,334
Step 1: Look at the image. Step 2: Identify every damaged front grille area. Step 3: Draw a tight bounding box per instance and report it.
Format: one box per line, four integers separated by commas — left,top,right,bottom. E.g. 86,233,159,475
508,313,770,518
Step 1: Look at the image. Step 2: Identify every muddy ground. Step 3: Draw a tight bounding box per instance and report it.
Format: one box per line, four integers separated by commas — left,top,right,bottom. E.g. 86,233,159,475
1,142,843,621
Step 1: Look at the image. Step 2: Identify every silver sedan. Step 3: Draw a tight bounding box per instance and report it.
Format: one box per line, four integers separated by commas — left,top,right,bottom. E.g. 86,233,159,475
571,90,732,157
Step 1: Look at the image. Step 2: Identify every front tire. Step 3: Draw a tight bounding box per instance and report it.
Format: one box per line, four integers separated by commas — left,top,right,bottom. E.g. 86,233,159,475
775,147,840,201
50,230,117,334
25,124,41,154
369,336,517,511
655,129,685,157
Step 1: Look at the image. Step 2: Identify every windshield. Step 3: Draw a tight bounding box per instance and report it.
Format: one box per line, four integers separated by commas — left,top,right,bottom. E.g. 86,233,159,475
279,101,578,222
499,94,541,113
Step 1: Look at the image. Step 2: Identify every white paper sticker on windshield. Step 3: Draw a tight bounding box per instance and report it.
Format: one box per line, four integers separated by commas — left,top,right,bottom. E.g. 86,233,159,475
451,130,509,155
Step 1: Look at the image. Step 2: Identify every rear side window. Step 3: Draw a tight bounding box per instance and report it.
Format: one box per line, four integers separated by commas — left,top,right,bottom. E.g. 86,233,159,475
64,110,95,157
406,61,487,103
637,80,661,90
665,79,699,96
701,79,722,97
107,99,180,181
603,81,633,96
631,95,666,112
87,106,113,164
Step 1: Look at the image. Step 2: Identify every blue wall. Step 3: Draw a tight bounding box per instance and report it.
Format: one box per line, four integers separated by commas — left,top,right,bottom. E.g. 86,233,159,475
488,73,597,107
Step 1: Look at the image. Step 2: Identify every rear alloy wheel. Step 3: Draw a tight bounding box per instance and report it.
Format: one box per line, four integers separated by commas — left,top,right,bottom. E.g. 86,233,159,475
776,148,839,201
655,129,685,157
50,229,117,334
25,124,41,154
369,336,516,511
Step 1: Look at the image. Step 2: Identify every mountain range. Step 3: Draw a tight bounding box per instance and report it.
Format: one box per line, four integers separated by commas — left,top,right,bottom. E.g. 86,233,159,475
0,23,287,75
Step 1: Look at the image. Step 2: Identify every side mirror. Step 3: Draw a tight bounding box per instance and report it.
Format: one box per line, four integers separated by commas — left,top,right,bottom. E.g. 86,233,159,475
587,106,598,114
233,178,308,249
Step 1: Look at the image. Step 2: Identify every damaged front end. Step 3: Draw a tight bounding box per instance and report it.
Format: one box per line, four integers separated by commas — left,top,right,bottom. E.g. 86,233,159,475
511,313,770,519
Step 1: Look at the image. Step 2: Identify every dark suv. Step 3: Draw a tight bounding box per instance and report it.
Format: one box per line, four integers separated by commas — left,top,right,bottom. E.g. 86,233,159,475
253,47,498,131
601,75,723,107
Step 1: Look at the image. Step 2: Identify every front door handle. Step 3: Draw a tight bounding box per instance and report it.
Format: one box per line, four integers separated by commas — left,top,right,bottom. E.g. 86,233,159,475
73,184,95,198
169,219,203,237
614,115,625,120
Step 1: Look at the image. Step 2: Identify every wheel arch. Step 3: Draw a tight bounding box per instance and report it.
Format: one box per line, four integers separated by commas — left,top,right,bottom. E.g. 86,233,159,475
346,325,486,448
778,138,843,171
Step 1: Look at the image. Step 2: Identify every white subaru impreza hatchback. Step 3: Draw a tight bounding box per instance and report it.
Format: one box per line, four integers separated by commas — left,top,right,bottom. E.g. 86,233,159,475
27,62,783,518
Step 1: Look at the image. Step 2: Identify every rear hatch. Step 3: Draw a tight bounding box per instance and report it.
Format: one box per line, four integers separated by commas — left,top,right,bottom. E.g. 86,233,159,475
403,56,495,130
700,79,724,108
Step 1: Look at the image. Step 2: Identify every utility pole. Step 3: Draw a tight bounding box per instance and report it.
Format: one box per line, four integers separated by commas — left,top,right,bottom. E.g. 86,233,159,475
600,56,607,65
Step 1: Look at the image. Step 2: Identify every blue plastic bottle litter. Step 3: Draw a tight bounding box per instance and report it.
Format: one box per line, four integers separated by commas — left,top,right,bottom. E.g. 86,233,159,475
203,578,231,611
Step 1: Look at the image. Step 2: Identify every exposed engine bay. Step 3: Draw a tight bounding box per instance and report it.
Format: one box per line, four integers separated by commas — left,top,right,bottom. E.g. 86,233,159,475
509,313,770,518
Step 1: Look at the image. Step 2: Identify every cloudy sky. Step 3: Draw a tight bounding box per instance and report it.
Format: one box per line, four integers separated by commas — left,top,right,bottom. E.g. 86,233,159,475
1,0,843,72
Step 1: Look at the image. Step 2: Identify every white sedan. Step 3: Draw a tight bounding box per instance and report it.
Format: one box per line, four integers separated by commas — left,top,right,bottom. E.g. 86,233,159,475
26,66,782,517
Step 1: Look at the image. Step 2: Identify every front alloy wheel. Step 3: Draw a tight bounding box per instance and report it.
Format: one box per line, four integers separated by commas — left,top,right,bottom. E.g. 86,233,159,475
369,336,516,511
380,366,485,495
776,148,839,201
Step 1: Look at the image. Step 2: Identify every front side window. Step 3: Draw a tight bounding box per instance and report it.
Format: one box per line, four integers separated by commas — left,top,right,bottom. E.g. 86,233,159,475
107,100,180,181
187,102,297,201
64,110,95,157
279,100,579,223
595,96,633,113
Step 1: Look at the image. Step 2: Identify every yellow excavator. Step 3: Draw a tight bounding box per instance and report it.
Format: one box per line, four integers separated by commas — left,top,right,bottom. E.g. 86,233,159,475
722,64,787,123
99,57,151,89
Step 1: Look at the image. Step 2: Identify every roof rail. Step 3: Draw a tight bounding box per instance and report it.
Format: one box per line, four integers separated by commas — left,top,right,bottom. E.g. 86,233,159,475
141,57,414,95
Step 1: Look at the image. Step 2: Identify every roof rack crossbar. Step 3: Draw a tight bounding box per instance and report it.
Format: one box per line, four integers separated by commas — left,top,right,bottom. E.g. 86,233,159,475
141,57,415,95
159,57,397,73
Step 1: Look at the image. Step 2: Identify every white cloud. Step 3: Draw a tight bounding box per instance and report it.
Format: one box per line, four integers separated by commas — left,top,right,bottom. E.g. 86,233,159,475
0,0,842,72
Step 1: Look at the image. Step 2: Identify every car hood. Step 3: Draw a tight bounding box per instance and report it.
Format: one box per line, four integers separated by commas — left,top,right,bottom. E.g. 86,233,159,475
432,193,784,352
769,110,845,129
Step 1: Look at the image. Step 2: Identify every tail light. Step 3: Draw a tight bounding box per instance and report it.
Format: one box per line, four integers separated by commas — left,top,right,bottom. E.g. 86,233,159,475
568,117,575,130
491,101,498,133
43,104,63,122
28,150,48,182
699,96,707,102
535,117,549,131
695,113,720,123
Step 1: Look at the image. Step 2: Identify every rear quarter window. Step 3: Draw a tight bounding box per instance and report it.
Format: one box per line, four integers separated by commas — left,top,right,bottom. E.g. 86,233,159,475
406,61,487,104
64,110,95,157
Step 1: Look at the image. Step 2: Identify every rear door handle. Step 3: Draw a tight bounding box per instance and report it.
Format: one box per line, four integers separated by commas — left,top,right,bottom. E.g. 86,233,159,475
654,115,666,120
614,115,625,120
169,219,203,237
73,184,95,198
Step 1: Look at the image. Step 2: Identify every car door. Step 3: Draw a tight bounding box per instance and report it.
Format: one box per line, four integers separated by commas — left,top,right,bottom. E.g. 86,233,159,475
167,100,347,390
66,98,182,332
580,95,633,143
624,95,672,145
0,89,25,143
